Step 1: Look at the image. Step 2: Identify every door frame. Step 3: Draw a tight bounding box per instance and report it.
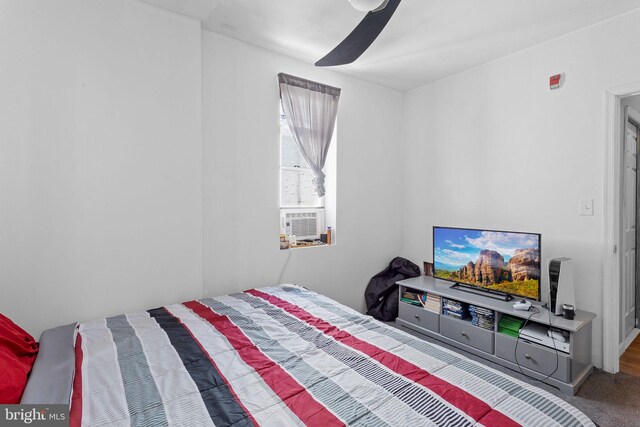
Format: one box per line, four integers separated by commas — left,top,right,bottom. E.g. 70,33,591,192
603,81,640,373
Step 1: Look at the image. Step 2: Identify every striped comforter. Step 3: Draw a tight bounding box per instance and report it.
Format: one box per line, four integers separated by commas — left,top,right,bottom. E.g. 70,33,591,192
70,285,595,427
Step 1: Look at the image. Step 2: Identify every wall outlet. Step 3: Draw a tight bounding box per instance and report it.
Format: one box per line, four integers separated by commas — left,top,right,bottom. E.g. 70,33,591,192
579,199,594,216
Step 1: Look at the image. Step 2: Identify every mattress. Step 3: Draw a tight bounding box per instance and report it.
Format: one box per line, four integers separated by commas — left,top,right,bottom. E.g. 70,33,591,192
30,285,596,426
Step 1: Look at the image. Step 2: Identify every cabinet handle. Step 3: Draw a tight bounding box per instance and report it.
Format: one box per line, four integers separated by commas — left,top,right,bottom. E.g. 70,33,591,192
461,331,468,337
524,354,531,360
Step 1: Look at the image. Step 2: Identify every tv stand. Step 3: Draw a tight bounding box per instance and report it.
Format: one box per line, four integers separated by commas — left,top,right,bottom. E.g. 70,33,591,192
395,276,596,395
449,282,514,301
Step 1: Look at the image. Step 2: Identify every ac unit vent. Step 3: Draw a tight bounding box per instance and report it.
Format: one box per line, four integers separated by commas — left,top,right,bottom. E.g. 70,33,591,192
281,208,325,240
291,216,316,237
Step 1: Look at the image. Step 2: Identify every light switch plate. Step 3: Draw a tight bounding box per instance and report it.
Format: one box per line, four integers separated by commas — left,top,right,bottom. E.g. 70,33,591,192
579,199,594,216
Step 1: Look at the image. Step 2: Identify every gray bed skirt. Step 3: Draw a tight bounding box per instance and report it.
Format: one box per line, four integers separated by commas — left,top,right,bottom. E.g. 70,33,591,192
20,323,76,405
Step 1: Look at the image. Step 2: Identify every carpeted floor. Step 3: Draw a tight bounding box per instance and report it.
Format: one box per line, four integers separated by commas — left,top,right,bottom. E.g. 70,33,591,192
418,335,640,426
563,369,640,427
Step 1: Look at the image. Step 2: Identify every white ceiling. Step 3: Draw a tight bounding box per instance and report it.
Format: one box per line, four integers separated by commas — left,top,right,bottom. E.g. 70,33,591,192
143,0,640,91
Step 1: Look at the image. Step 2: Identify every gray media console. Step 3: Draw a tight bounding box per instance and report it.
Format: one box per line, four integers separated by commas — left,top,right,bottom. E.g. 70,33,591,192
395,276,596,395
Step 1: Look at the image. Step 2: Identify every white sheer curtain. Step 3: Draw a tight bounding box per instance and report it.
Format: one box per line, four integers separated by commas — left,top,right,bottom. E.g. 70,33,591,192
278,73,341,197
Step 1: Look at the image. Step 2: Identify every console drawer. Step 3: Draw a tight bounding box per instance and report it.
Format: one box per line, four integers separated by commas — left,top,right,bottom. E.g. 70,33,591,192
440,315,494,354
495,333,570,382
398,302,439,333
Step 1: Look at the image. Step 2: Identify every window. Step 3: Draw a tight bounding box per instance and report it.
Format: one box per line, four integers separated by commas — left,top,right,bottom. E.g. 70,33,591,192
279,107,337,246
277,73,339,247
279,108,324,208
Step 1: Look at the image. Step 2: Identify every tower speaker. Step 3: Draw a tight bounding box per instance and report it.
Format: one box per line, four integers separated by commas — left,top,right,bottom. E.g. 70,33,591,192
548,258,576,316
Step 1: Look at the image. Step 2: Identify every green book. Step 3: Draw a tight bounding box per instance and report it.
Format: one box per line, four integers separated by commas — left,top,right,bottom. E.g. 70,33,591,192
498,327,520,338
498,315,525,337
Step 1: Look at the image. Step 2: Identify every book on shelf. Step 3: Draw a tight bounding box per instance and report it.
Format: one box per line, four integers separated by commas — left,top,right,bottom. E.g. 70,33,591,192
498,315,525,337
402,291,420,300
402,289,443,313
469,304,495,330
401,290,428,307
401,297,423,307
424,294,442,314
442,298,469,319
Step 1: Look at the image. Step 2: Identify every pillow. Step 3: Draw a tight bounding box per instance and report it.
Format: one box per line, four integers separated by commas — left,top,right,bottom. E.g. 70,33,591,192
0,313,39,404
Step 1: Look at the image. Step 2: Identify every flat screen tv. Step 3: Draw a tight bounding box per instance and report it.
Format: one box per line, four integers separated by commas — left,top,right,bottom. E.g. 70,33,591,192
433,226,541,301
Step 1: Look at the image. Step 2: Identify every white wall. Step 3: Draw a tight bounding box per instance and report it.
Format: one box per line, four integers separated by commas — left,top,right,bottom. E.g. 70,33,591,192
400,8,640,368
202,31,405,312
0,0,203,337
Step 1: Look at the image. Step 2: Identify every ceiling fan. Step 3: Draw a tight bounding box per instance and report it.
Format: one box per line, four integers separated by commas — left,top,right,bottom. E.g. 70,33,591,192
316,0,401,67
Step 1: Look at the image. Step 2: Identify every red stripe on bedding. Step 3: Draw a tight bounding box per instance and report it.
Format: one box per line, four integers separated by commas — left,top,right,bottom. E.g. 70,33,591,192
246,289,520,426
69,332,83,427
182,300,345,427
479,410,522,427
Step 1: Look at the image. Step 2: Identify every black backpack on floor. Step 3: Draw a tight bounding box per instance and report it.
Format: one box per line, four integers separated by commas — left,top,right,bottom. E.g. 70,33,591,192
365,257,420,321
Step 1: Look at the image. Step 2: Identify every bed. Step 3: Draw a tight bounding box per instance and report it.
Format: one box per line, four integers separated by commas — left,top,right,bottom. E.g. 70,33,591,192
22,285,596,426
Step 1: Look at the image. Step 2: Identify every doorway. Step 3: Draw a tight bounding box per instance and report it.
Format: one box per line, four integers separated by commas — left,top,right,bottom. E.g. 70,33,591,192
603,82,640,374
620,95,640,363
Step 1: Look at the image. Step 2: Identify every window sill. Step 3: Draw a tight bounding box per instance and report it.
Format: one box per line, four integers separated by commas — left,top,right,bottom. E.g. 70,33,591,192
281,242,334,250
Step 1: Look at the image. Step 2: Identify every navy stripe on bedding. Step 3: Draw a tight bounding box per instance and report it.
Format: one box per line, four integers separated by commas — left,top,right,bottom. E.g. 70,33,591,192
148,307,254,427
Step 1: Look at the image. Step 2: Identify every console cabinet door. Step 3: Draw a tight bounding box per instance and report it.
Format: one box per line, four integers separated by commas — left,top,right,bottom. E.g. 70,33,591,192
440,315,494,354
398,302,440,333
495,333,570,382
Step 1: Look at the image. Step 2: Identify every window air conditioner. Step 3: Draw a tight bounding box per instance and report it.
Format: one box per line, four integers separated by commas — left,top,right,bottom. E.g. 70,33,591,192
280,208,325,240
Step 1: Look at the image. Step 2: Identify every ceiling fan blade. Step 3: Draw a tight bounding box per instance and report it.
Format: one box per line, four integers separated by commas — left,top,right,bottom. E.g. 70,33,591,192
316,0,401,67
